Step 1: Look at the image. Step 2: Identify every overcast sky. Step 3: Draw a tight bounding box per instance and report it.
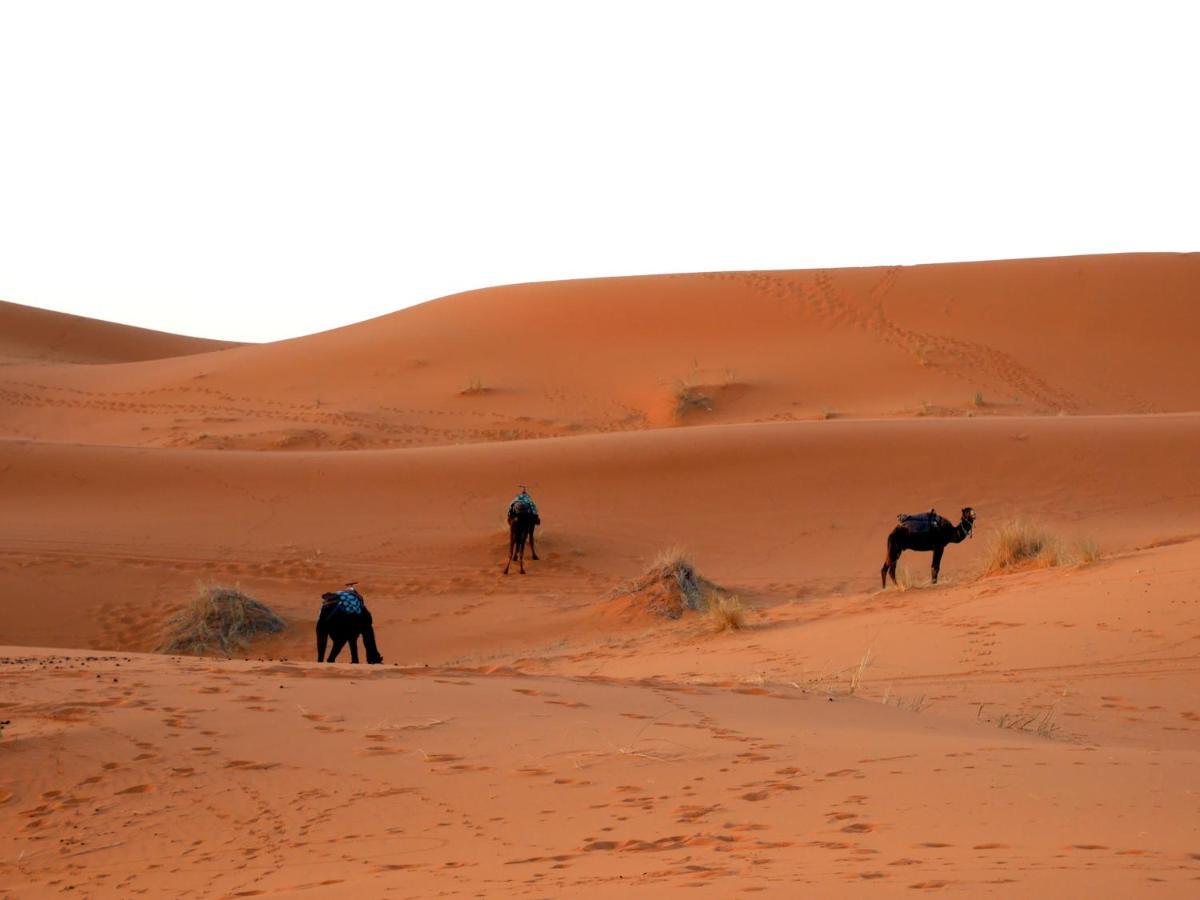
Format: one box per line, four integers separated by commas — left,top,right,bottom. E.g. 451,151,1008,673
1,1,1196,342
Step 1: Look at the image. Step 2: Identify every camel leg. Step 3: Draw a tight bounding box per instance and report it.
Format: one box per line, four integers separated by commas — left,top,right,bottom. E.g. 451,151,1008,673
931,546,944,584
316,625,329,663
504,524,515,575
517,531,527,575
327,635,347,663
348,636,360,665
361,616,383,664
882,541,900,589
529,525,538,561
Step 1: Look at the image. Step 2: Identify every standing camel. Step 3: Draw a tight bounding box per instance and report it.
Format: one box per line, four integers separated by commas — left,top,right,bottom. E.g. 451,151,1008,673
880,507,976,588
504,500,538,575
316,586,384,663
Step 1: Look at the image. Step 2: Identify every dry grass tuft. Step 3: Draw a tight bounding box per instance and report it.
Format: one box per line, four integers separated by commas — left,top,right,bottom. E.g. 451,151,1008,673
995,707,1059,738
157,584,286,656
706,593,746,631
848,648,873,694
1076,538,1102,565
983,519,1067,574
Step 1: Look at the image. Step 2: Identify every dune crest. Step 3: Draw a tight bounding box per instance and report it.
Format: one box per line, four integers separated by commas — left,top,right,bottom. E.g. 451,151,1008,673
1,253,1197,448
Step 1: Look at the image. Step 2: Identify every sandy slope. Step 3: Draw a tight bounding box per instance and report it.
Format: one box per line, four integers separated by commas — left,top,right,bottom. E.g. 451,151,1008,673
2,642,1197,898
0,300,239,366
2,253,1199,897
1,254,1197,448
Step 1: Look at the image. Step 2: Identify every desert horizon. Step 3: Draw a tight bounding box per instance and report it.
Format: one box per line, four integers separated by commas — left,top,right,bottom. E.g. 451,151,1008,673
2,251,1199,896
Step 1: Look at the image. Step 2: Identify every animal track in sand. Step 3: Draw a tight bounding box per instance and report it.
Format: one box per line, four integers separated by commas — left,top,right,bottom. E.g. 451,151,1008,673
115,784,157,795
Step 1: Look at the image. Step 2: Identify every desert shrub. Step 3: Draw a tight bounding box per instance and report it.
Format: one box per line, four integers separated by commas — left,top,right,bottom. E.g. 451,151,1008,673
461,375,486,395
983,520,1067,574
617,547,718,619
706,593,746,631
157,584,286,656
973,391,985,407
673,380,713,418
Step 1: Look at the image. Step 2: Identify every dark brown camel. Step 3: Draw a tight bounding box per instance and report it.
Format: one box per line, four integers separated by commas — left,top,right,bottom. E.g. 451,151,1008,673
316,587,384,664
881,507,976,588
503,500,538,575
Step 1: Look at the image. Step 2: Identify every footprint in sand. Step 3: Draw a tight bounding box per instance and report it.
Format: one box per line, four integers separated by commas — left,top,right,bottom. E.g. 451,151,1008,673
116,784,157,795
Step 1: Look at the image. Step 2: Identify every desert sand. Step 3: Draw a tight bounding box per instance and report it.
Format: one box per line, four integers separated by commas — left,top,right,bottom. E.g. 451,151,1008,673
1,253,1199,897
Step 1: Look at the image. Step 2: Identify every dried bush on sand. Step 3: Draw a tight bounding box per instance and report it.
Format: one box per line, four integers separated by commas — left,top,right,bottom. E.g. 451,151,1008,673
983,520,1068,574
706,593,746,631
157,584,286,656
673,380,713,418
617,547,719,619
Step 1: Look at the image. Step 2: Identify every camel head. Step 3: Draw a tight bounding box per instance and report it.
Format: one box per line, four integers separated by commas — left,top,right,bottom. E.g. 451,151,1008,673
961,507,977,537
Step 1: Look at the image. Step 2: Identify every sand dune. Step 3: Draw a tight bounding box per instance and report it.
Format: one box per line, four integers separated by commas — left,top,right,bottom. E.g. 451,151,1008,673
2,253,1199,896
1,253,1196,448
0,299,239,366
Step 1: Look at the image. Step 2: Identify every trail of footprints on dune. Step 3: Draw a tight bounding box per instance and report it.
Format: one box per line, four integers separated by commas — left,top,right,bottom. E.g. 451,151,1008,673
700,269,1080,412
0,379,641,448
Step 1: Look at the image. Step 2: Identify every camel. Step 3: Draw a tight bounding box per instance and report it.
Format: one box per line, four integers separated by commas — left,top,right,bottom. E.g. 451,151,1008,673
881,506,976,588
316,589,384,664
503,500,538,575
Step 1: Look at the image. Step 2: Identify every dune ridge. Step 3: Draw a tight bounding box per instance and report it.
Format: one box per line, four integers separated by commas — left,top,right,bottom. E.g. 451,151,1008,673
1,253,1197,449
0,299,240,365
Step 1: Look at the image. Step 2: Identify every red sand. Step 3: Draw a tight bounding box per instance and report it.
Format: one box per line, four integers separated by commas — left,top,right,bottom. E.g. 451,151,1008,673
2,253,1199,896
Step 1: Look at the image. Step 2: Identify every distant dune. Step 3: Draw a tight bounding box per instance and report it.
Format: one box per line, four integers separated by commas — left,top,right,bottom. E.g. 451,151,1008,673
0,298,240,365
2,253,1199,897
0,253,1196,448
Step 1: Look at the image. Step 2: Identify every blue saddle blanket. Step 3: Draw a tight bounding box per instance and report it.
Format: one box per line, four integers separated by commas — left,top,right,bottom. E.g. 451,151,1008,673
331,590,363,615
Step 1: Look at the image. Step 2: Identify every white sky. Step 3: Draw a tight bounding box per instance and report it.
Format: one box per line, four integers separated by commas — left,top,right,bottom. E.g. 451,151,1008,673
1,1,1197,342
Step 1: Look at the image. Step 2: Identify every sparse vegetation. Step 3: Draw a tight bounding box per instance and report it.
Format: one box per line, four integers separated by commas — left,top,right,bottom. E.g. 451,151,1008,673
848,648,873,694
984,520,1101,575
156,584,286,656
706,593,746,631
820,406,836,420
983,519,1067,574
973,390,985,407
461,375,487,395
995,706,1059,738
1076,538,1102,564
881,686,927,713
673,380,714,418
616,547,720,620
